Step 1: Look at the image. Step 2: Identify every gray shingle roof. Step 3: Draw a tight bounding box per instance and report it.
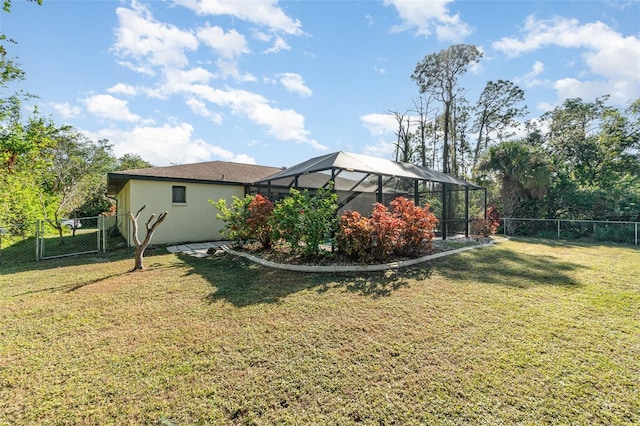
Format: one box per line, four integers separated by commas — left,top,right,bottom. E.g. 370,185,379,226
107,161,282,196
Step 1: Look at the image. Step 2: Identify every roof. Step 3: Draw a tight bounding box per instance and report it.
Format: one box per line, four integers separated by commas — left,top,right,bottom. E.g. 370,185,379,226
107,161,283,196
256,151,482,189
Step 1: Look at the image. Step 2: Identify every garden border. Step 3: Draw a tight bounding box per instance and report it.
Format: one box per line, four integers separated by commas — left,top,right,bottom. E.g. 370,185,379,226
221,240,495,273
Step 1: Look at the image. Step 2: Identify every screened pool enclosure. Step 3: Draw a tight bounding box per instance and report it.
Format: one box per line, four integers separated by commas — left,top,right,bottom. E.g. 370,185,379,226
251,152,486,239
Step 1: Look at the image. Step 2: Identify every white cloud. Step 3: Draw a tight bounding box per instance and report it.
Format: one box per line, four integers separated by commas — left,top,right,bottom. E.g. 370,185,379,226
113,2,199,71
115,60,155,76
253,31,272,42
514,60,548,89
106,1,318,152
182,85,325,149
215,58,256,81
88,121,255,166
384,0,472,42
360,113,397,136
553,78,621,103
107,83,139,96
363,140,395,159
493,16,640,103
173,0,303,35
263,36,290,54
85,94,141,122
277,73,312,97
165,67,215,88
52,102,81,119
185,98,223,123
197,24,250,59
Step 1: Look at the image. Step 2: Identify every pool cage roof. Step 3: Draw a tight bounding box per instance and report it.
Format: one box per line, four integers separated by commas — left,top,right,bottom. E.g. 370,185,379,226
252,151,485,239
255,151,481,189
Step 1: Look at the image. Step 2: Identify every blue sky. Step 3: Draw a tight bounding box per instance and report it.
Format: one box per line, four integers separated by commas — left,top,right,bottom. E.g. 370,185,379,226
2,0,639,168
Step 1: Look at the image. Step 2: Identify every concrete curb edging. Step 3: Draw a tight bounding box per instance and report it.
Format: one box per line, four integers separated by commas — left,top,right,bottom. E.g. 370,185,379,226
221,240,495,273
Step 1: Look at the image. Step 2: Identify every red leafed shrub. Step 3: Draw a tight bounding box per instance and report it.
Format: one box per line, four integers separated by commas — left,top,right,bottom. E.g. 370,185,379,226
337,198,439,262
245,194,274,249
336,210,374,261
370,203,404,261
472,205,502,238
390,197,439,256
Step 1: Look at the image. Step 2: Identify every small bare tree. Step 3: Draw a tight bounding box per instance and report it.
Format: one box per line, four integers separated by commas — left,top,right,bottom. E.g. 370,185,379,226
129,205,168,271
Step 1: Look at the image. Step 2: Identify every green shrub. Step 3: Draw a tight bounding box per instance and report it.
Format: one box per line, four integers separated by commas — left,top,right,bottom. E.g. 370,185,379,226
213,195,253,244
271,186,338,256
214,194,275,249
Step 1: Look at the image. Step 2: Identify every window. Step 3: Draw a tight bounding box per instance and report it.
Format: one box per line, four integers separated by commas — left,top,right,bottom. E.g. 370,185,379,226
172,186,186,203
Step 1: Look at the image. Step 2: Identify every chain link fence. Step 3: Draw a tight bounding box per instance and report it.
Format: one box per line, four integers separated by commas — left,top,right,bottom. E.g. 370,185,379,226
502,218,639,246
0,214,131,269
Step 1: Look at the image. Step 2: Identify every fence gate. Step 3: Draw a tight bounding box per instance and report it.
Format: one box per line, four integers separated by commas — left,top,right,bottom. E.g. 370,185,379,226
37,216,106,260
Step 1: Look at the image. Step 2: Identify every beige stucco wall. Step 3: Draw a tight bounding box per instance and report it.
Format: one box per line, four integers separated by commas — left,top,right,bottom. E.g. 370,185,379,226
118,179,246,246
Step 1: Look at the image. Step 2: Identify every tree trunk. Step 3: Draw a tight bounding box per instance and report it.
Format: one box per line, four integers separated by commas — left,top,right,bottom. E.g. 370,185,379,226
129,205,169,272
443,100,451,174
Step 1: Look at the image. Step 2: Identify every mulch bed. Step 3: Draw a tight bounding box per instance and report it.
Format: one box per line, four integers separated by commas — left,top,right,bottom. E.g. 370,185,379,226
231,239,487,266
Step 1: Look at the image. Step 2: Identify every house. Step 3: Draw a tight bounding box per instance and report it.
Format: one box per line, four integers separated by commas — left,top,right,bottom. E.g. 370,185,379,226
107,152,484,246
107,161,282,246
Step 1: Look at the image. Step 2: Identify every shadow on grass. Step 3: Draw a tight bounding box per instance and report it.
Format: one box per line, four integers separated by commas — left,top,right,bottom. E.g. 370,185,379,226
0,232,132,273
0,246,133,275
180,238,585,306
432,240,581,288
178,253,433,307
12,271,132,295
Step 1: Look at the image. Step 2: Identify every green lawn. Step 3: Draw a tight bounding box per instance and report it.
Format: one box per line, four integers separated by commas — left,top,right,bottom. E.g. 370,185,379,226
0,239,638,424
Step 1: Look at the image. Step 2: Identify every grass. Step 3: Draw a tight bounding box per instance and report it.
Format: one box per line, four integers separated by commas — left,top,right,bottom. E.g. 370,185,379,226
0,238,638,424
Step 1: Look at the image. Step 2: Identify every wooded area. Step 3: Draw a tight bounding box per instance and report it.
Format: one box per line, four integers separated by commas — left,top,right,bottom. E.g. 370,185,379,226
0,2,152,234
400,44,639,221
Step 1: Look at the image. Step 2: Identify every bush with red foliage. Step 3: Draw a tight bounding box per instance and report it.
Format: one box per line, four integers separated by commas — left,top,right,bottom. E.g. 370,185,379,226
390,197,439,256
369,203,405,261
336,210,374,262
245,194,274,249
338,198,439,262
472,205,502,238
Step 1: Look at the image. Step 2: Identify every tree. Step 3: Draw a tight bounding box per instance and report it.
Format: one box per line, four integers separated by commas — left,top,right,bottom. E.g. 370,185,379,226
451,96,471,178
390,110,414,163
412,44,482,175
478,140,551,219
129,205,168,271
537,97,640,221
472,80,528,167
542,97,640,188
0,0,46,231
116,153,153,171
2,0,42,13
411,95,435,168
40,127,115,237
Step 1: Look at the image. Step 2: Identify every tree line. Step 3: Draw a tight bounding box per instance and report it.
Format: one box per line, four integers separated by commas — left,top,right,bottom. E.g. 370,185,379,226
398,44,640,221
0,1,152,234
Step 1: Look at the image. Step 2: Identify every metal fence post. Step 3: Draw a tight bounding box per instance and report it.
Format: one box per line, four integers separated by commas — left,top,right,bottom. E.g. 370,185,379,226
102,216,107,253
557,220,560,239
0,227,6,265
636,223,638,246
35,220,41,261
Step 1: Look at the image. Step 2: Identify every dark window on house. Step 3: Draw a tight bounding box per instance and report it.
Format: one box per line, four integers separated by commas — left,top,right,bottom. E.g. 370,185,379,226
172,186,186,203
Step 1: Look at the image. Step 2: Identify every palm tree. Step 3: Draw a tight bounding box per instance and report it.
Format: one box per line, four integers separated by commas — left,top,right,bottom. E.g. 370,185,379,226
478,140,551,219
